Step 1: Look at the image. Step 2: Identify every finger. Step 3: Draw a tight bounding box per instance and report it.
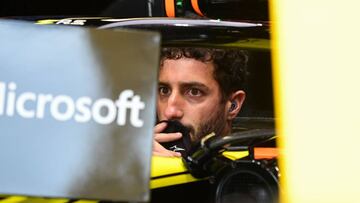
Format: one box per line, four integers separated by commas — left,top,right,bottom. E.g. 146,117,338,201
171,151,182,157
153,141,181,157
153,140,169,153
153,150,182,157
153,151,181,157
154,122,167,133
153,141,174,157
154,132,182,142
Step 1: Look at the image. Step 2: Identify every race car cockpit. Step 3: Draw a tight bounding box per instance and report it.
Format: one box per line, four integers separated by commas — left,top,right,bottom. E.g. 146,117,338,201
0,13,278,203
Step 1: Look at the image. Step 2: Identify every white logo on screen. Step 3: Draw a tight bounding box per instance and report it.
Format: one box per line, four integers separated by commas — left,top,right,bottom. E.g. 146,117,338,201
0,81,145,127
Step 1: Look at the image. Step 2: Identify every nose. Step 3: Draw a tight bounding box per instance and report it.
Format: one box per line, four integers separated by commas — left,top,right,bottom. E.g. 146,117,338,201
164,92,184,120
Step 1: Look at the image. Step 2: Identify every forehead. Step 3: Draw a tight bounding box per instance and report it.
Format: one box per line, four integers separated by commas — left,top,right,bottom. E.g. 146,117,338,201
159,58,217,85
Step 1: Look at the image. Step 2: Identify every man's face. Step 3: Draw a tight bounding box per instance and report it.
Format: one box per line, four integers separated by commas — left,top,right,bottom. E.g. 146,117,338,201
157,58,228,142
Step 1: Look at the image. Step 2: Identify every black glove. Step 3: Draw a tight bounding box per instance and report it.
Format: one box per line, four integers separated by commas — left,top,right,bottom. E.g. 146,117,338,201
158,120,192,157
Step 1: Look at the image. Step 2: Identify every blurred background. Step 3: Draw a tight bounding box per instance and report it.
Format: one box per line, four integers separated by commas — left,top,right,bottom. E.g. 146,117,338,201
0,0,145,17
0,0,269,20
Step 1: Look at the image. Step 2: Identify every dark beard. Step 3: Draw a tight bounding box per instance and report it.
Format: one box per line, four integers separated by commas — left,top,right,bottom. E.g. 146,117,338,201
191,104,227,143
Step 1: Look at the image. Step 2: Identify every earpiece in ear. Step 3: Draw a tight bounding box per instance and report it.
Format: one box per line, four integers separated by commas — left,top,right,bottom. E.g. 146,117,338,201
229,101,237,112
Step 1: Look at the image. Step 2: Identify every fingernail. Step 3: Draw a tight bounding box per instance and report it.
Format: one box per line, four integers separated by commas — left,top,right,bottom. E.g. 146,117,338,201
177,132,182,136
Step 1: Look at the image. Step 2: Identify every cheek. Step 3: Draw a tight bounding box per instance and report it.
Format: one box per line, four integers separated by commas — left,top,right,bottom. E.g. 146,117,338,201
187,101,222,126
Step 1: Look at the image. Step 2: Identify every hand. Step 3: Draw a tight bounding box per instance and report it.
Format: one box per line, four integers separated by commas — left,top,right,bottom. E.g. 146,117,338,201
153,122,182,157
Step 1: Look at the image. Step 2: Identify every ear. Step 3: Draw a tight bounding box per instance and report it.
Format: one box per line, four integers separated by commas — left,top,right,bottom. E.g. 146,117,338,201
226,90,246,120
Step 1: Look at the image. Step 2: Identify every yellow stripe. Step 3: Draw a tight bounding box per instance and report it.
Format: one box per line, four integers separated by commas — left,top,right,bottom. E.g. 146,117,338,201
165,38,270,50
151,156,202,189
226,38,270,49
151,151,248,188
151,173,201,189
35,20,59,25
0,196,70,203
221,151,249,161
0,196,27,203
0,196,100,203
151,156,188,178
17,197,69,203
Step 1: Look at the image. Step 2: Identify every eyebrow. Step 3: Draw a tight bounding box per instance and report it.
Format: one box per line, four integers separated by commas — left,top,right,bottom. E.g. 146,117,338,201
158,81,210,91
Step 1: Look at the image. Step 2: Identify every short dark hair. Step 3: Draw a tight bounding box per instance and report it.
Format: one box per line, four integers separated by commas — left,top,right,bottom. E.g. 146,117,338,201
160,47,248,101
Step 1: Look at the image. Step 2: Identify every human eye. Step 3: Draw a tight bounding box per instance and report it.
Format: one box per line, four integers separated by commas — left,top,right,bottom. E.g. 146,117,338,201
158,86,171,96
187,88,203,97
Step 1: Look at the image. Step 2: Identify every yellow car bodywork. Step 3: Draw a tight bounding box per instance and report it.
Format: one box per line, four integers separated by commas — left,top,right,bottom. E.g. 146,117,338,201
0,151,249,203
